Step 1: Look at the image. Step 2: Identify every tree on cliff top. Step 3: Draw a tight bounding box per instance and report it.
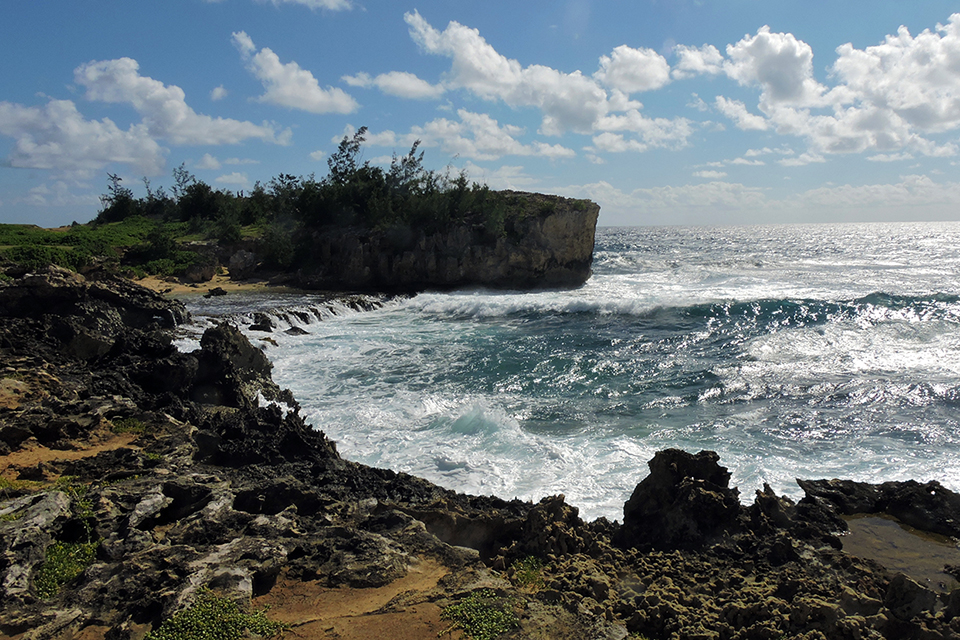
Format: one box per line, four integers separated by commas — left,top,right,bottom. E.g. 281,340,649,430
91,126,508,242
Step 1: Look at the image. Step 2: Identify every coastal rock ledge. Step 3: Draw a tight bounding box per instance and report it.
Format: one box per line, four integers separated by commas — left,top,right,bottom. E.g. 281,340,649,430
294,191,600,291
2,269,960,640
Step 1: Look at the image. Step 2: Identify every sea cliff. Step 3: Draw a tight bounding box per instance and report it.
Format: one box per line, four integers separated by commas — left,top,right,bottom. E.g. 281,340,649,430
266,192,599,292
1,268,959,639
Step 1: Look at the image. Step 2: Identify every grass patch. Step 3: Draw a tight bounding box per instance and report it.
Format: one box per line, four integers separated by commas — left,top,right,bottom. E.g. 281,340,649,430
144,588,285,640
0,477,45,495
34,540,99,598
439,589,519,640
111,417,147,434
509,556,545,592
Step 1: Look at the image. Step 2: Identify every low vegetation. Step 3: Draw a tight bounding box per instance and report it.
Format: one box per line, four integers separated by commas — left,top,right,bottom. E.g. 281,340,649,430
144,588,284,640
0,128,524,280
439,589,520,640
110,417,147,435
34,540,99,599
509,555,546,591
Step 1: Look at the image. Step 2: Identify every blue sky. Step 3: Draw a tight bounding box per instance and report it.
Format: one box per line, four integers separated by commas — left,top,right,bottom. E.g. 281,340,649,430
3,1,960,227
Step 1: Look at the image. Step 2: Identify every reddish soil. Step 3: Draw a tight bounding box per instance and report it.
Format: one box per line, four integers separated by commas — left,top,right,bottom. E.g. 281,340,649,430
253,558,457,640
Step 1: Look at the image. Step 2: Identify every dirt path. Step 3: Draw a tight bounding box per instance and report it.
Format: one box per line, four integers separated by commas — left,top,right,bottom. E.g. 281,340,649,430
0,432,139,481
253,557,456,640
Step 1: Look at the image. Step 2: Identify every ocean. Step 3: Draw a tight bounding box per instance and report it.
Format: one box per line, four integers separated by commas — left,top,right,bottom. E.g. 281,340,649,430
179,222,960,521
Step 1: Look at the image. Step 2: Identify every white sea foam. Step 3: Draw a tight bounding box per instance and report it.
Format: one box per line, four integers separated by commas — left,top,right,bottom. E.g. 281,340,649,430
183,223,960,521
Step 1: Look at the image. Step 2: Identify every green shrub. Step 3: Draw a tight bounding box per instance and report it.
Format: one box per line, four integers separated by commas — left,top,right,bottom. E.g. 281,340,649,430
440,589,519,640
509,556,545,591
1,245,89,272
261,222,295,269
34,541,99,598
144,588,285,640
111,418,147,434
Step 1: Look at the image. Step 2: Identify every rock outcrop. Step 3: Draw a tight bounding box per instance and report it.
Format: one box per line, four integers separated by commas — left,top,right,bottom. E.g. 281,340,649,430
2,269,960,640
797,478,960,538
619,449,742,550
296,192,600,291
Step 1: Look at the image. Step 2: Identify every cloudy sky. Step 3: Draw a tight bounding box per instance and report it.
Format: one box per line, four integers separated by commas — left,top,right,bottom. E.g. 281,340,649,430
3,1,960,227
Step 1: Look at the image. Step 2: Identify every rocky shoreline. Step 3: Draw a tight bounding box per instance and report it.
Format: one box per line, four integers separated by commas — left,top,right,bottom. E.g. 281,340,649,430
1,267,959,639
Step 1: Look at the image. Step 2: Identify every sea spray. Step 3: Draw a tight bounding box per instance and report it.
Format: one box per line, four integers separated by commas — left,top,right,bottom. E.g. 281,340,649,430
183,222,960,520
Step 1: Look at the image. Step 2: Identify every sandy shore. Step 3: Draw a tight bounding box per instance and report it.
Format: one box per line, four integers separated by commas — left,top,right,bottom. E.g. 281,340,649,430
135,273,300,298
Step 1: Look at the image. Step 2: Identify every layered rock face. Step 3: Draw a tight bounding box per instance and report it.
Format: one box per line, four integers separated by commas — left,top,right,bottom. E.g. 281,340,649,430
296,192,600,291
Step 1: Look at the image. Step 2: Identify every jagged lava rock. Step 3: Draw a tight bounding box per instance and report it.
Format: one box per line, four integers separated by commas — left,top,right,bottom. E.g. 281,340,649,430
797,478,960,538
619,448,741,550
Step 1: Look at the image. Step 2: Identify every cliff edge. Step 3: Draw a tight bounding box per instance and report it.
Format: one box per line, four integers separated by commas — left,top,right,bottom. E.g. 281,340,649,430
291,192,600,292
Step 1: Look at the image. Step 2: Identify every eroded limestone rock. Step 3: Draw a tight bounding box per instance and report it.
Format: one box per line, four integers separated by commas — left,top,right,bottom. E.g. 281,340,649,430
619,449,741,550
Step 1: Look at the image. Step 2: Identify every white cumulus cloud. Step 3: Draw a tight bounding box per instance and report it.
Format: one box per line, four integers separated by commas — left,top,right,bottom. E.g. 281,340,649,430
723,27,835,109
75,57,287,146
232,31,358,114
462,162,538,189
714,96,769,131
354,110,576,162
196,153,222,169
778,151,826,167
694,170,728,179
0,99,165,176
342,71,445,100
595,110,695,150
215,171,250,188
410,109,576,160
831,15,960,133
404,10,608,135
676,19,960,160
590,132,648,154
18,181,100,208
595,45,671,94
672,44,725,79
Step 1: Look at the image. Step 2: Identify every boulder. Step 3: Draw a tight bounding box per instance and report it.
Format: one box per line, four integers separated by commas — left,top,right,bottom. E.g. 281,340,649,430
619,449,741,550
182,263,216,283
191,322,276,409
0,266,188,329
248,312,274,332
228,250,258,280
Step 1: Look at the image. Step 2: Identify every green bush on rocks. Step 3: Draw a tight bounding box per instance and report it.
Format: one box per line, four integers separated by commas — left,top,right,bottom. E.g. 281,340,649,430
440,589,519,640
34,541,99,599
144,588,284,640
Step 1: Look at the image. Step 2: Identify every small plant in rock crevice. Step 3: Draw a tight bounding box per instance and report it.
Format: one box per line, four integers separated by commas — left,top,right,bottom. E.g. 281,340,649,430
509,556,545,591
111,417,147,434
34,540,99,599
439,589,520,640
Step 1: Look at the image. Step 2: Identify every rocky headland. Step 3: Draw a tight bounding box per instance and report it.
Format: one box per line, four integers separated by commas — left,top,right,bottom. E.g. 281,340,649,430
198,192,600,293
1,267,959,640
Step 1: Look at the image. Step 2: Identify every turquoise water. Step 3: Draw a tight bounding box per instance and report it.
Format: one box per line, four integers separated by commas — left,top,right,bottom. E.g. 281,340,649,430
183,222,960,520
